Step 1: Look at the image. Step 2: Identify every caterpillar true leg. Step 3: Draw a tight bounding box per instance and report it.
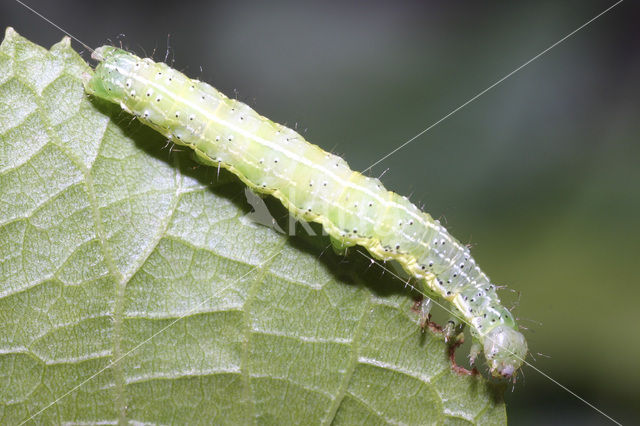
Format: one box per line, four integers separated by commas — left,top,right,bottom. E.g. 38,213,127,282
443,316,465,343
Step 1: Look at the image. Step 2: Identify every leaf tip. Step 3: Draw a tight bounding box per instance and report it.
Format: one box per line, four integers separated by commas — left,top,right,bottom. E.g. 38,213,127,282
5,27,18,39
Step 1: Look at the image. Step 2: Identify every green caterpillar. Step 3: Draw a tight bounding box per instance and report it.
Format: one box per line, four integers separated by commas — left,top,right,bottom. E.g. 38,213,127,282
84,46,528,378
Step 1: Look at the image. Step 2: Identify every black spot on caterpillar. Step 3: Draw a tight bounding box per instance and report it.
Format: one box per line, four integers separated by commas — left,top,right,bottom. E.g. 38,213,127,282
83,46,527,378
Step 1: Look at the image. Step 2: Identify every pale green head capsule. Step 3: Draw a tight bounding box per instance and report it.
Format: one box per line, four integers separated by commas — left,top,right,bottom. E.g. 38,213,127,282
483,325,528,378
83,46,138,105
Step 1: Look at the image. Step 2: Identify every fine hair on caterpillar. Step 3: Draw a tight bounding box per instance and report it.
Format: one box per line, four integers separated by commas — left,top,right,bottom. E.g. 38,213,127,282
81,45,529,379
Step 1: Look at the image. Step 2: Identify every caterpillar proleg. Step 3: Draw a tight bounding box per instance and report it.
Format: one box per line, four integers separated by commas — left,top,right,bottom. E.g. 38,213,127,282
84,46,528,378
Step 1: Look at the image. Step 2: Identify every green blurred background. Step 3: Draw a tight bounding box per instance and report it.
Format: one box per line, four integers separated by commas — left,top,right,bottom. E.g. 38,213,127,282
2,0,638,423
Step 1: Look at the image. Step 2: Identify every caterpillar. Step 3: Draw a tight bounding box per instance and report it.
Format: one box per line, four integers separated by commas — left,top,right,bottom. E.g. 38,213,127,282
83,46,528,379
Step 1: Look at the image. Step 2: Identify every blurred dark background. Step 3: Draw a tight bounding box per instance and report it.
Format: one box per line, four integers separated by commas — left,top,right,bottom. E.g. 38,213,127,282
2,0,638,423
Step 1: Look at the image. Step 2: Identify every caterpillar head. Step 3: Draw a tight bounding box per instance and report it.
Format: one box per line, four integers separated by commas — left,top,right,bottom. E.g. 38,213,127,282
483,325,527,379
83,46,138,102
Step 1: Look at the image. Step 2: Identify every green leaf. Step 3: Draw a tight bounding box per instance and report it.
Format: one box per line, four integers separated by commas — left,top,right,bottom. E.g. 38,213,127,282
0,28,506,425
